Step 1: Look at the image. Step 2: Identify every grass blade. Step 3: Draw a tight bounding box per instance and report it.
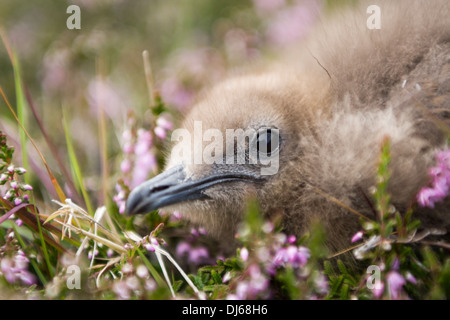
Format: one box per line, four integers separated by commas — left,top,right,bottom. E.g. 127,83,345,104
135,246,167,288
0,87,67,202
12,51,29,184
62,110,94,216
34,203,54,278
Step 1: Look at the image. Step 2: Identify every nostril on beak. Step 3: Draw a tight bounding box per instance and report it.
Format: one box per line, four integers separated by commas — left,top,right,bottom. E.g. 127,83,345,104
150,185,171,194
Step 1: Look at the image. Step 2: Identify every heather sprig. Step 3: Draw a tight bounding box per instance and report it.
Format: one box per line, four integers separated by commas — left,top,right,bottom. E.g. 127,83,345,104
0,132,33,224
192,200,329,300
113,101,173,214
326,138,450,300
347,138,415,299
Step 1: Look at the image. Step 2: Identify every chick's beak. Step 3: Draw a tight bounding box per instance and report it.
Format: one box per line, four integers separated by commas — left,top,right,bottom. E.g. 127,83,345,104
126,164,264,216
126,164,203,215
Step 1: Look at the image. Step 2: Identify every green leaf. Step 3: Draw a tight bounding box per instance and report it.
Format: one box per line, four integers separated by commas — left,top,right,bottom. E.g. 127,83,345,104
172,279,183,293
330,275,344,296
340,283,350,300
211,270,222,284
337,260,349,275
323,260,335,278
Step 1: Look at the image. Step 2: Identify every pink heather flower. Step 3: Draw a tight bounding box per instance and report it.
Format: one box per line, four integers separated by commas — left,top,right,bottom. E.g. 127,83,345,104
222,272,232,283
22,184,33,191
145,279,157,291
248,264,269,292
287,235,296,244
118,202,126,214
19,271,36,286
1,253,36,286
15,219,23,227
131,153,157,187
391,258,400,270
120,159,132,173
234,265,270,299
154,126,166,139
123,243,133,251
144,243,155,252
262,221,274,233
156,113,174,131
113,280,131,300
236,282,250,299
351,231,364,243
314,273,329,295
386,271,406,300
131,132,157,188
189,247,209,264
1,258,14,274
10,181,18,189
170,211,182,221
7,165,14,173
1,258,16,284
257,247,271,262
121,263,133,274
14,198,23,206
150,237,159,246
122,129,132,142
190,228,200,237
373,281,385,299
135,130,153,155
405,272,417,285
417,149,450,208
176,242,209,264
113,184,127,215
16,167,27,174
0,174,8,182
123,142,134,154
4,190,12,200
417,188,435,208
240,247,249,262
136,265,149,279
273,245,310,269
176,242,191,257
125,276,140,291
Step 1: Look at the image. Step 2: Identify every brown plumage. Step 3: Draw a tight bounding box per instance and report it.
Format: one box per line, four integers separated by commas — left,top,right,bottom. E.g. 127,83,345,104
127,0,450,259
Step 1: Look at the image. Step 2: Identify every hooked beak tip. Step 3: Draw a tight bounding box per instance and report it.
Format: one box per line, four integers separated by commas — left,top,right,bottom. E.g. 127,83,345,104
125,164,187,216
125,163,263,216
125,188,143,216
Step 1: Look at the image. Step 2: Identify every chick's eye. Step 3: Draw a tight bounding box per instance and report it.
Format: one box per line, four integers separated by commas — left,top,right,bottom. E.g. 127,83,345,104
257,128,279,155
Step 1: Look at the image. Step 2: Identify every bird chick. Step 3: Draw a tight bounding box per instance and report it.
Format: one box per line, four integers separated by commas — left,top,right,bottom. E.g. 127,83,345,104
127,0,450,258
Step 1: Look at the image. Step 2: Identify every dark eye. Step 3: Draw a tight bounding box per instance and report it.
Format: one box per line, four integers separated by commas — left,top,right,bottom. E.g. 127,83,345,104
257,128,279,156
